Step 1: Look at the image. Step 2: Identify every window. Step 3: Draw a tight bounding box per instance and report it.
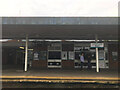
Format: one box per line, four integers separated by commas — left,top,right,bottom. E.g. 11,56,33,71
75,52,80,60
39,51,47,60
48,51,61,59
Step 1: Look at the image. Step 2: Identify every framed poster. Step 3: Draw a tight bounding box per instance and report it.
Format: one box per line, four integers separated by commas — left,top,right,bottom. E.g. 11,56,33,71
98,50,104,60
33,52,39,60
69,51,74,60
99,60,105,68
62,51,67,60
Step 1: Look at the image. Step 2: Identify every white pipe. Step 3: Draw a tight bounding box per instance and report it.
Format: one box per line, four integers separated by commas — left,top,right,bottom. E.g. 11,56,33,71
96,48,99,72
95,35,99,72
25,36,28,71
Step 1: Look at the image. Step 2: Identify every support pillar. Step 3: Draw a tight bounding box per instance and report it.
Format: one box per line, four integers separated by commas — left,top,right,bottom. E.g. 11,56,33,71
25,35,28,72
95,35,99,72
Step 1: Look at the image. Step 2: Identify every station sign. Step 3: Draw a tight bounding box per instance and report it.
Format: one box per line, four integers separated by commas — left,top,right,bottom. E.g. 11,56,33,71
91,43,104,48
74,47,90,51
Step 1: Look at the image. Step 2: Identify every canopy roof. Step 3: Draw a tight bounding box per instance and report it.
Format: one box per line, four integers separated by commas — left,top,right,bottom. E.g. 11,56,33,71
2,17,118,40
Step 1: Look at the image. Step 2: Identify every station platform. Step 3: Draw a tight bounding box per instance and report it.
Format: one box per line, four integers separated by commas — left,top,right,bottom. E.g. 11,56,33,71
1,68,119,84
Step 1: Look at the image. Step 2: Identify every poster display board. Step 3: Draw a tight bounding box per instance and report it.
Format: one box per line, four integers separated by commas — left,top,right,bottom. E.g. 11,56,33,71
98,50,104,60
69,51,74,60
99,60,105,68
62,51,67,60
34,52,39,60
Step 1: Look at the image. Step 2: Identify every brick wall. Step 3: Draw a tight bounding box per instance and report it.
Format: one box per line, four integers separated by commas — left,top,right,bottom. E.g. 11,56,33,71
62,60,74,69
32,60,47,69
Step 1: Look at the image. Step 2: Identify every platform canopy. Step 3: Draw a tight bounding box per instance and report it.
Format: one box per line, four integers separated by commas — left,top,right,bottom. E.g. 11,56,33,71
2,17,118,40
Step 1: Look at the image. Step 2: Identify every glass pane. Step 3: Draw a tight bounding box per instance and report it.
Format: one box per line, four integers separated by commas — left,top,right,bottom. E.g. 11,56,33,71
39,51,47,60
48,51,61,59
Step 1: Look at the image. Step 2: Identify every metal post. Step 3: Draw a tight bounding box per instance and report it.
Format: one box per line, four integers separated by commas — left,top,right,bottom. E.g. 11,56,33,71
25,35,28,71
95,35,99,72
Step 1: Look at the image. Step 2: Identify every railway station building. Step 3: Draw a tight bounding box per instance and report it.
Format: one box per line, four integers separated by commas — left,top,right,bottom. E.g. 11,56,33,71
1,17,119,71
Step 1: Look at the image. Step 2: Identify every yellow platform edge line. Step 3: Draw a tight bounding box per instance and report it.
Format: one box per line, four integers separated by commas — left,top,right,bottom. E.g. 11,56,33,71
1,79,119,84
0,76,119,80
